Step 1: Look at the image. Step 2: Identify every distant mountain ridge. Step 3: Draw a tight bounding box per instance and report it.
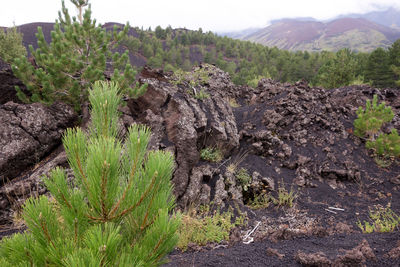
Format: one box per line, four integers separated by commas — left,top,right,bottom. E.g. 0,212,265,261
218,27,261,39
224,8,400,52
241,17,400,52
334,7,400,30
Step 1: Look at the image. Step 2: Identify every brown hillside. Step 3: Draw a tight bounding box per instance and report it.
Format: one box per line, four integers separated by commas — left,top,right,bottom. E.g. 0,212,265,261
17,22,54,51
326,18,399,39
244,17,400,51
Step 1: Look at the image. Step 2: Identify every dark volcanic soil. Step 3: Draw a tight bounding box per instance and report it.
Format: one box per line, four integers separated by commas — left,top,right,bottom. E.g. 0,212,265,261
165,232,400,266
162,79,400,266
163,160,400,265
164,177,400,266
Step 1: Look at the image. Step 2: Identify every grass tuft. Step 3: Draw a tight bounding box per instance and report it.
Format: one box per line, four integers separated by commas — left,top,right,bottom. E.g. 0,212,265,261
177,205,247,251
270,180,297,208
200,147,223,162
357,204,400,233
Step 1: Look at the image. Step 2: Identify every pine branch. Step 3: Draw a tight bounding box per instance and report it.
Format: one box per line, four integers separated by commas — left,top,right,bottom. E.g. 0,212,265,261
74,218,78,244
141,181,161,230
109,140,140,217
38,213,56,249
100,159,109,220
58,189,73,210
147,234,167,262
110,171,158,221
74,149,93,201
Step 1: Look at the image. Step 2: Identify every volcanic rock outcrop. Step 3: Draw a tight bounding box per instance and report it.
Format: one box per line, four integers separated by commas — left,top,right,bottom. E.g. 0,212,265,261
0,101,77,185
0,58,26,104
0,101,76,225
129,65,240,207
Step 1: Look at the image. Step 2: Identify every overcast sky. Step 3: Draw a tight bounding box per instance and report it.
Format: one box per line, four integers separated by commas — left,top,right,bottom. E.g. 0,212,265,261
1,0,400,32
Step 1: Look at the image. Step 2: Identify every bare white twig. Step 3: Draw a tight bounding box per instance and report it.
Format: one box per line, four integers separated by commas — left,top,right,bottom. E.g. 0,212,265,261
325,208,337,214
213,244,228,249
328,207,344,211
242,221,261,244
243,237,253,245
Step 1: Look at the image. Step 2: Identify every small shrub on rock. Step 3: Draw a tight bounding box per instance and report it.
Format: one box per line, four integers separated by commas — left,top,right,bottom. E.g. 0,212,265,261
248,193,271,209
177,205,246,251
235,168,251,192
366,129,400,158
200,147,223,162
271,180,297,208
354,95,394,139
172,66,210,100
357,204,400,233
193,88,210,100
354,95,399,163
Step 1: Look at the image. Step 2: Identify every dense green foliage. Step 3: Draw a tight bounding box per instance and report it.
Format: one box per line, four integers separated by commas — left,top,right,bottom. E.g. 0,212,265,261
177,205,246,251
235,168,251,192
0,81,180,266
315,48,357,89
122,26,400,88
366,129,400,157
357,204,400,233
366,129,400,158
0,26,26,64
12,0,146,112
390,40,400,87
354,95,394,139
354,95,399,161
365,48,393,88
200,147,223,162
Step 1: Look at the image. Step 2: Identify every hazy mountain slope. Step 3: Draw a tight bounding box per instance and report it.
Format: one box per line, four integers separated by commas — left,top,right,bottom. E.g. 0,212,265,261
337,7,400,30
243,18,400,52
218,27,261,39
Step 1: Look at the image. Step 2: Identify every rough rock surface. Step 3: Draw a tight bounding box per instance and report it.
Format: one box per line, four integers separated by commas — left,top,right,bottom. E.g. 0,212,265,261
128,65,239,207
295,239,376,267
0,58,27,104
0,101,77,185
295,251,331,266
334,239,376,266
0,147,68,225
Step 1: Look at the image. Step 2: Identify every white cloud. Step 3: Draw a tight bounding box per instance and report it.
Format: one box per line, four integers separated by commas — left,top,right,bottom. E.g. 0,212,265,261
1,0,399,31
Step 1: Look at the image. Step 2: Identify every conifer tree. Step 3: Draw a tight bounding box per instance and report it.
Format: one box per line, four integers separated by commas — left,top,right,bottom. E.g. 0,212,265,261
365,48,393,88
354,95,399,162
389,39,400,87
0,81,180,266
354,95,394,139
366,128,400,158
0,26,27,64
12,0,146,112
316,48,357,89
391,65,400,87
